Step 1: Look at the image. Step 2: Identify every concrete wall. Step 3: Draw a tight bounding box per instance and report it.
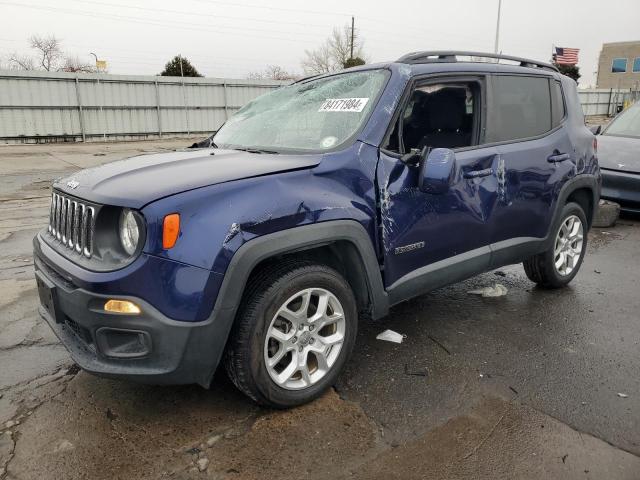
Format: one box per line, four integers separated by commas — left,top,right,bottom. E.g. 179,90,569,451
596,41,640,90
0,70,287,143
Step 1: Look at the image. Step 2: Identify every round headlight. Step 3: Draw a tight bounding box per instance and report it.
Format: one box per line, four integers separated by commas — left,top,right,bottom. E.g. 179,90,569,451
119,209,140,256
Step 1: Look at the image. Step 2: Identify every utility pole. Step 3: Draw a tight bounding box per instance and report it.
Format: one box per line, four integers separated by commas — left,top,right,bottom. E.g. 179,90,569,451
350,16,355,59
493,0,502,54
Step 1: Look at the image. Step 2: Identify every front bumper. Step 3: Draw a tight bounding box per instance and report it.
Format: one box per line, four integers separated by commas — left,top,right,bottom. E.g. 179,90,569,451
601,168,640,213
34,237,231,387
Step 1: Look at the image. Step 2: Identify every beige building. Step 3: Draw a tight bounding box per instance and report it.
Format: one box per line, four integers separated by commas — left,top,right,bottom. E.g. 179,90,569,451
596,41,640,89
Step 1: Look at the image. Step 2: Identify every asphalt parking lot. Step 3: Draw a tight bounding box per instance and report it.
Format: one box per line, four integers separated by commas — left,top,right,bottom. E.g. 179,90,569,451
0,139,639,480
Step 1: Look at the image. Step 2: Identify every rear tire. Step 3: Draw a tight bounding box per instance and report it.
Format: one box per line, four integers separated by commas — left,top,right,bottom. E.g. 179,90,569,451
523,202,588,288
224,261,357,408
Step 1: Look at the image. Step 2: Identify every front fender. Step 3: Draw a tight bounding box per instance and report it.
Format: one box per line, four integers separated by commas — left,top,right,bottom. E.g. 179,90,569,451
186,220,389,387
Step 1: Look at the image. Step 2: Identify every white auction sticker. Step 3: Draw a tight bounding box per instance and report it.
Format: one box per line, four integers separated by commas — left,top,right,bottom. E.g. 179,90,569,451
318,98,369,112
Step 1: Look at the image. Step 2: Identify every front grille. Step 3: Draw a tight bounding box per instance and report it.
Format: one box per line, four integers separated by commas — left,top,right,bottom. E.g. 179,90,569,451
48,191,96,258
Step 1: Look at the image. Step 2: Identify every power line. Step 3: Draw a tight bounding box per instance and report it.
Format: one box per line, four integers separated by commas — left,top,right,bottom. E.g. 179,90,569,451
188,0,352,18
0,2,325,44
63,0,336,30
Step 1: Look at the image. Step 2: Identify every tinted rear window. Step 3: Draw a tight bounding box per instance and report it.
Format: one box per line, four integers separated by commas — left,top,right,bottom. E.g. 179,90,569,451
487,75,552,143
551,80,565,127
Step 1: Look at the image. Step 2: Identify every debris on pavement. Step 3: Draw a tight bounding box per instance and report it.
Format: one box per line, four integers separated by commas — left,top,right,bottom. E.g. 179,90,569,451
494,270,507,277
593,200,620,228
404,364,428,377
468,283,508,297
376,330,404,343
617,393,629,398
54,440,74,453
206,434,223,447
197,458,210,472
428,335,451,355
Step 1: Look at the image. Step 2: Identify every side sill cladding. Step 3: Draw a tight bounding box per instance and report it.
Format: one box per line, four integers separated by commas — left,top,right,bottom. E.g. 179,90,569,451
386,174,600,308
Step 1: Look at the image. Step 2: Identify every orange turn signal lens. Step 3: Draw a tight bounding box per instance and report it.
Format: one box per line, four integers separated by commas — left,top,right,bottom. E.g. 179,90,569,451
104,299,141,314
163,213,180,249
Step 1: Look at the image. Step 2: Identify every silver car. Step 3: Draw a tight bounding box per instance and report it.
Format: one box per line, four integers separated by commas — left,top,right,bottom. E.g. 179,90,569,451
596,102,640,212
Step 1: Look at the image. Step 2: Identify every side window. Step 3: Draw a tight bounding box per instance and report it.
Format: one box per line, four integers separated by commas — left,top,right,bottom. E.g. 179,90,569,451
486,75,551,143
551,80,566,127
384,81,480,153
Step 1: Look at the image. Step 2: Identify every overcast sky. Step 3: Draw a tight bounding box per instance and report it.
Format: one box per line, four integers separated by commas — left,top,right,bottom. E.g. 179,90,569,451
1,0,638,86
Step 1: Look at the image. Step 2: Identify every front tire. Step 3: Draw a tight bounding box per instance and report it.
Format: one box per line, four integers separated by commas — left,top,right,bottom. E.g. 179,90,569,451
224,261,357,408
523,202,588,288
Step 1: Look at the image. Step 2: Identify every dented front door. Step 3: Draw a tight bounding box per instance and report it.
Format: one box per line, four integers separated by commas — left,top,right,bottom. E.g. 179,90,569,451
377,146,501,288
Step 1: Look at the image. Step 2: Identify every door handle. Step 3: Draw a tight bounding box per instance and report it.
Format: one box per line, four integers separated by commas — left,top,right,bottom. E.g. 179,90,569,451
547,152,570,163
463,167,493,179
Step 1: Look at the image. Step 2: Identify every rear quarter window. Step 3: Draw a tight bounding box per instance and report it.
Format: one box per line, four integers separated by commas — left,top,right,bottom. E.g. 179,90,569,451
486,75,553,143
550,80,566,127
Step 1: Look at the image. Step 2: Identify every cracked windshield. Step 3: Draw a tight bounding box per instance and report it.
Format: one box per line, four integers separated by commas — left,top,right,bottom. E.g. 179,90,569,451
213,69,388,152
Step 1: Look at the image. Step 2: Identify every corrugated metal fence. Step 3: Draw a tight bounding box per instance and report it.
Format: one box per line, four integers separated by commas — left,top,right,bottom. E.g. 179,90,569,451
0,70,287,143
577,88,639,117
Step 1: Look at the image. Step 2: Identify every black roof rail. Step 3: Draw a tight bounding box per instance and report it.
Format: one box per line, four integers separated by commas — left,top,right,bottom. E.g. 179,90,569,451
396,51,559,72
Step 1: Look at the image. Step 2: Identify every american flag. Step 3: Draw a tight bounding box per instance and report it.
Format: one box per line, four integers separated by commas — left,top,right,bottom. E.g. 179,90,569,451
553,47,579,65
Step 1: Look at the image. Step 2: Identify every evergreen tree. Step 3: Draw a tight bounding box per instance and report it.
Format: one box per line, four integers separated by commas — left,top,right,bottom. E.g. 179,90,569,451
160,56,202,77
343,57,366,69
554,63,580,82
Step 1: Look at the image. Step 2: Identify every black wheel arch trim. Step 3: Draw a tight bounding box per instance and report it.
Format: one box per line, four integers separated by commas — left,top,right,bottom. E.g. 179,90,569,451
552,173,600,233
214,220,389,319
198,220,389,386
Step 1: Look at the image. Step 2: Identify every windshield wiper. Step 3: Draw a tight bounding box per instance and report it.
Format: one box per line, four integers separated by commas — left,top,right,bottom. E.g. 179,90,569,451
231,147,280,154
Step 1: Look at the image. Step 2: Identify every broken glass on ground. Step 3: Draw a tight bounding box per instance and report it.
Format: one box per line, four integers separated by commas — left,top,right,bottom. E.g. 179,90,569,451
468,283,508,297
376,329,404,344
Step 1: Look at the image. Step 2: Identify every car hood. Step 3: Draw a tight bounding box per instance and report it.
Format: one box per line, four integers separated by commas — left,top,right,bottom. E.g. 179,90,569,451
597,134,640,173
53,148,322,208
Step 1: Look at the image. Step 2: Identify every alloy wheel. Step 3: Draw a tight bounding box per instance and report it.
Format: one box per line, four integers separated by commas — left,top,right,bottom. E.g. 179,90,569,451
554,214,584,276
263,288,346,390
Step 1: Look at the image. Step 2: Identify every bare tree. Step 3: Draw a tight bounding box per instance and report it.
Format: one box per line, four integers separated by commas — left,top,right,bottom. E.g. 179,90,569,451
61,55,96,73
301,43,334,75
29,34,64,71
7,52,35,70
264,65,297,80
247,65,298,81
302,25,365,75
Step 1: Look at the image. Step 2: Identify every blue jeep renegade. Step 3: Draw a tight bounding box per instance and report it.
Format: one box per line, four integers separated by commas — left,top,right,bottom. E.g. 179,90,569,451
34,52,600,407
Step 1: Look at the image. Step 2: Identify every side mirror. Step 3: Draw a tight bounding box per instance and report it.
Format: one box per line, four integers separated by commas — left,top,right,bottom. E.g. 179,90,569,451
589,125,602,135
419,148,456,194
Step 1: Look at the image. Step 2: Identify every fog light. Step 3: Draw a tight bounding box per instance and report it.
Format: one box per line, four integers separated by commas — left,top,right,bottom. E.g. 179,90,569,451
104,299,141,314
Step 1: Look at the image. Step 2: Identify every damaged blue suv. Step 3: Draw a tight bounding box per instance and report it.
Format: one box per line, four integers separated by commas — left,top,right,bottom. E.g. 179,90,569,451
34,52,600,407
